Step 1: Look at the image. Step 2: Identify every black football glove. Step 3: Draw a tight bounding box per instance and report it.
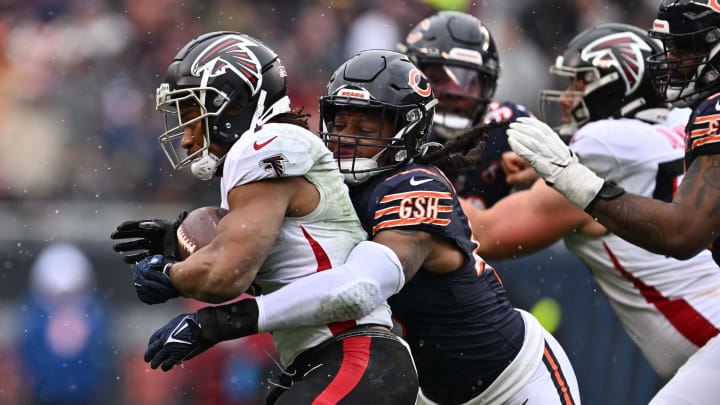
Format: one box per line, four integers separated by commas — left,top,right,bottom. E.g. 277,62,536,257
111,211,188,264
144,312,216,371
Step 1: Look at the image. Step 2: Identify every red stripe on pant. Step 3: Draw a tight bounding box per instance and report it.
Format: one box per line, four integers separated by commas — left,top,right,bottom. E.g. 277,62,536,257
301,225,358,336
311,336,372,405
603,242,719,347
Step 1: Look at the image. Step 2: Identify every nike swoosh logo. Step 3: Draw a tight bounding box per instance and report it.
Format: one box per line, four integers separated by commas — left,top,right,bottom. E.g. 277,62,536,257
166,317,192,345
253,136,278,150
716,100,720,111
409,177,434,186
550,150,573,168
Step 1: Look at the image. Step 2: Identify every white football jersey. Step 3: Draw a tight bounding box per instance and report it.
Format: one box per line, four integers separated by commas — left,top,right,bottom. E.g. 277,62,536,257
563,115,720,379
220,123,392,366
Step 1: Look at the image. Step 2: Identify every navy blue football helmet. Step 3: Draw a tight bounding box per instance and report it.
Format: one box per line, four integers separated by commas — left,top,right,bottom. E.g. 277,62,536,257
648,0,720,107
399,11,499,139
320,50,438,184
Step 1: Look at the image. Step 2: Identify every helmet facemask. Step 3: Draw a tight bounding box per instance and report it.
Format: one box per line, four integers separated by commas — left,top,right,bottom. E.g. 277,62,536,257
320,95,432,185
539,60,600,140
156,83,232,180
648,24,720,107
422,64,496,140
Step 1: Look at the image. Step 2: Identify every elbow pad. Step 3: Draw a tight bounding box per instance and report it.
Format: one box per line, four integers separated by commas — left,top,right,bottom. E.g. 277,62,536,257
256,241,404,332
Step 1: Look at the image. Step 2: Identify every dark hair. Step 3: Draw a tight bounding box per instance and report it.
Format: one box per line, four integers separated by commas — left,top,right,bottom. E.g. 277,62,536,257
269,106,311,130
419,120,509,172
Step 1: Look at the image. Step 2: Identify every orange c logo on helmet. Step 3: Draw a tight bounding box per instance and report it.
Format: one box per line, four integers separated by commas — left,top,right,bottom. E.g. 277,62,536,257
408,68,431,97
711,0,720,12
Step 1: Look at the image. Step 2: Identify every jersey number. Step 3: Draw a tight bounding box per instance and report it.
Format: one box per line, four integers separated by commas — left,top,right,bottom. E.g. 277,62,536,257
653,158,684,202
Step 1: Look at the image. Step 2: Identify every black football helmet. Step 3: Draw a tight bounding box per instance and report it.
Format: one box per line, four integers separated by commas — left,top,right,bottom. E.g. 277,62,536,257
540,23,666,139
156,31,290,180
399,11,499,139
647,0,720,107
320,49,438,184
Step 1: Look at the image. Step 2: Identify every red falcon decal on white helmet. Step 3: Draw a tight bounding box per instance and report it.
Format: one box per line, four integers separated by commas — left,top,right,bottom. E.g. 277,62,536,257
580,31,652,96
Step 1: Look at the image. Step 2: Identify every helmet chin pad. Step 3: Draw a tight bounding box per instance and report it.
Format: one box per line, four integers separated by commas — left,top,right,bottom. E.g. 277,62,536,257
338,157,382,185
190,151,224,181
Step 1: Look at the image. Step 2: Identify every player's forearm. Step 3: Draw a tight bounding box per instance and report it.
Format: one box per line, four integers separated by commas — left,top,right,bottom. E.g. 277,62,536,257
590,193,704,259
170,242,256,303
462,192,569,261
590,155,720,259
474,218,563,261
463,205,521,260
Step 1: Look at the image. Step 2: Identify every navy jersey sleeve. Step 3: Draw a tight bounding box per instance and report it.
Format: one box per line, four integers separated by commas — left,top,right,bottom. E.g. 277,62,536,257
482,101,532,159
448,101,533,208
367,167,457,237
482,101,533,125
685,93,720,167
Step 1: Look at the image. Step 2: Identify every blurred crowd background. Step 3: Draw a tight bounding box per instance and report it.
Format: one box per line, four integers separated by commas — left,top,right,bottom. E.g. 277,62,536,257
0,0,668,404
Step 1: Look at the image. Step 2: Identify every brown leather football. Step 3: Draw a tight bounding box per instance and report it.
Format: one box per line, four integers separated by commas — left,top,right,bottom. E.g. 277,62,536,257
176,206,229,259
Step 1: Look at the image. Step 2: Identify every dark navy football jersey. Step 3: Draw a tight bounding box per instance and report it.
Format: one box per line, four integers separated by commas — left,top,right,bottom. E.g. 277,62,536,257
685,93,720,265
350,162,524,403
430,101,532,210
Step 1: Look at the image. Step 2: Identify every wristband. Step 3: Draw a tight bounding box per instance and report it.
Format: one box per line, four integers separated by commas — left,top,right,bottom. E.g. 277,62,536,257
585,181,626,213
162,262,174,277
197,299,259,343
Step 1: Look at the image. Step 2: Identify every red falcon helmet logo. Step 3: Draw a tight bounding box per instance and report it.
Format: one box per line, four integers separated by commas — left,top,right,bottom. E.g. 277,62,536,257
191,35,263,95
580,32,652,96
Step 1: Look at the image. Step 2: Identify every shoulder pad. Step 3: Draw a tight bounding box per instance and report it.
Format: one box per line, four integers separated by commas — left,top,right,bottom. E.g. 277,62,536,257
222,123,328,187
687,97,720,156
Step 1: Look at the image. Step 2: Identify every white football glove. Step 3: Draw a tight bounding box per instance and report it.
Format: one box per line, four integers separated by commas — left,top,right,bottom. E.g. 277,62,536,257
507,117,604,210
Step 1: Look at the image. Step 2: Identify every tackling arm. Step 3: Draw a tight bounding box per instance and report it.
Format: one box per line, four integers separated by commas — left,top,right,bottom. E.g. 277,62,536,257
589,154,720,259
255,229,435,332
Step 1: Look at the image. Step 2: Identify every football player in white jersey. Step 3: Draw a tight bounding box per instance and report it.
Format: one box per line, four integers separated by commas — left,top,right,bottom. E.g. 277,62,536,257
461,23,720,404
111,32,418,404
139,50,582,405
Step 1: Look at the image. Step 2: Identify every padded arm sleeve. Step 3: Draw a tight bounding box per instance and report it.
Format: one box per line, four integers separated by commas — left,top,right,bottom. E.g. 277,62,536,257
255,241,404,332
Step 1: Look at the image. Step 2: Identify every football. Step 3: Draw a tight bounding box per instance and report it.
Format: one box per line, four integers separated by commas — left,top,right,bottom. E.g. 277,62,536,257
176,206,229,259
